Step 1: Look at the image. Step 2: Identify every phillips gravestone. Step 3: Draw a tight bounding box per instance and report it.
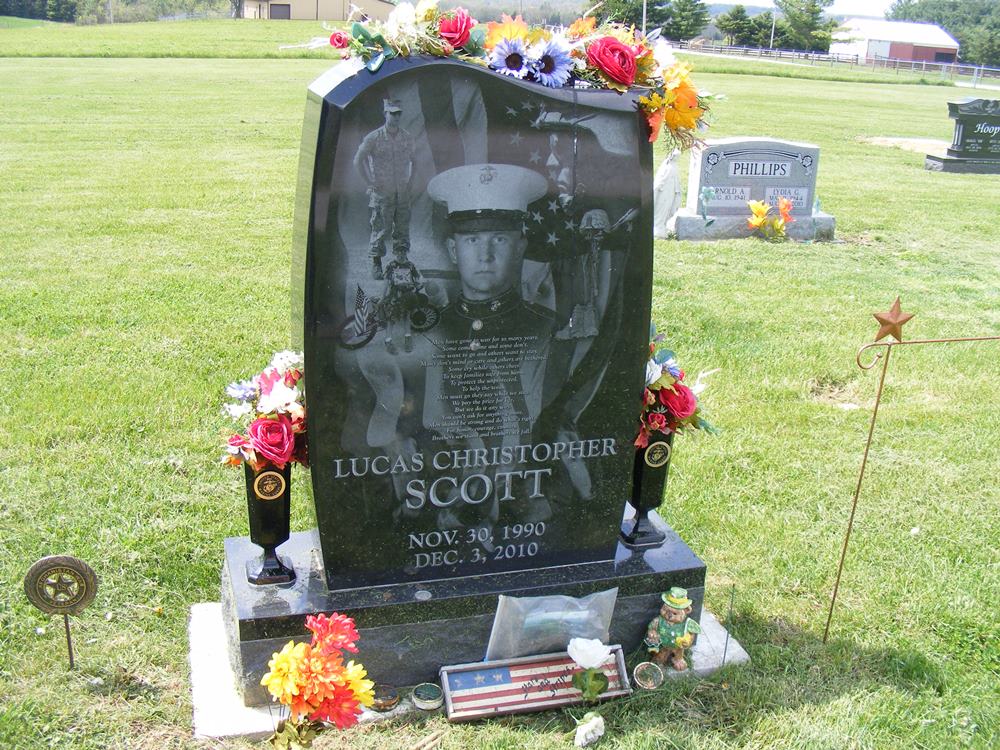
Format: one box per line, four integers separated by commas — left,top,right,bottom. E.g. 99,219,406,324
673,137,835,241
219,57,707,705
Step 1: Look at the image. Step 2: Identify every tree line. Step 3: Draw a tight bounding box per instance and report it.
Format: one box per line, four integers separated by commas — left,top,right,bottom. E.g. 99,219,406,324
0,0,227,23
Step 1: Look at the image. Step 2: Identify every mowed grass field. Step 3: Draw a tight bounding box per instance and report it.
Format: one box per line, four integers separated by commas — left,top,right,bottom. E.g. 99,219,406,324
1,21,999,750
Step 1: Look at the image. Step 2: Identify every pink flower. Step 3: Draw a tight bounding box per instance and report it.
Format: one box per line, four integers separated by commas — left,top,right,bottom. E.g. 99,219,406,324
661,383,697,419
248,415,295,468
256,367,282,396
329,31,350,49
439,7,476,49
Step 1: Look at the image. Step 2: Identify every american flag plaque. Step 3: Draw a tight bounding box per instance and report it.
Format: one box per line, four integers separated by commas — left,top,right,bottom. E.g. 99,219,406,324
440,645,631,722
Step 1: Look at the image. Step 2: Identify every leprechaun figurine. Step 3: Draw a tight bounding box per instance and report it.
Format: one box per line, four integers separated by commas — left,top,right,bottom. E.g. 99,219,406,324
644,587,702,671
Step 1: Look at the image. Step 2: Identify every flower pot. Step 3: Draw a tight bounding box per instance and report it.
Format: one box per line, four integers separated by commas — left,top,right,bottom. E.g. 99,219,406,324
620,433,673,548
244,462,296,585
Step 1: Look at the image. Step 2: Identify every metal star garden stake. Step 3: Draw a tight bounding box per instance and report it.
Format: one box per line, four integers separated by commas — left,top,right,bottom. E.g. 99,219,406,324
823,300,1000,643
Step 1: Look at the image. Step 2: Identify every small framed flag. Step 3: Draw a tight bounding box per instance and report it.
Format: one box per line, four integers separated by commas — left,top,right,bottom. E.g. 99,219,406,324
440,645,631,722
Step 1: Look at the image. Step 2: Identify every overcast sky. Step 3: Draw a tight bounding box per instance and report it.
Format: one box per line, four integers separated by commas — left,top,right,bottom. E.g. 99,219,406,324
755,0,896,18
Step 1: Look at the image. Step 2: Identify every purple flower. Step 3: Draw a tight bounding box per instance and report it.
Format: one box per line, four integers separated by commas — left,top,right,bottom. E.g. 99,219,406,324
529,37,574,87
226,379,257,401
490,37,530,79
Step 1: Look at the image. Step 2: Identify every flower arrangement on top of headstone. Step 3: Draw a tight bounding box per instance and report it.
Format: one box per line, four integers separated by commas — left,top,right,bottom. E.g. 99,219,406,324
221,351,307,585
624,324,713,548
332,3,713,148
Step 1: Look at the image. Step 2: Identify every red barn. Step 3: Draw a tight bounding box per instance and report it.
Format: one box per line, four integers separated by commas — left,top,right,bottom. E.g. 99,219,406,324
831,18,960,64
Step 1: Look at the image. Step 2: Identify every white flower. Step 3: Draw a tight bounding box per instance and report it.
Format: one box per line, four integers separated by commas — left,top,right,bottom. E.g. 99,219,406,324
653,39,676,73
257,380,300,415
387,2,417,36
574,712,605,747
414,0,438,22
567,638,612,670
269,350,303,373
645,358,663,387
223,402,253,420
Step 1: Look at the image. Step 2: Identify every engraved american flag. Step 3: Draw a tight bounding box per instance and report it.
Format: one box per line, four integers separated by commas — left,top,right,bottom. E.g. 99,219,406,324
352,285,374,337
441,646,630,722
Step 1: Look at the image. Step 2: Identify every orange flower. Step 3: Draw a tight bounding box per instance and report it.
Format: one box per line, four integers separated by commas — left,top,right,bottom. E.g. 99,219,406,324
310,683,362,729
567,16,596,39
778,197,795,223
645,106,665,143
662,81,703,132
306,612,360,655
484,13,528,50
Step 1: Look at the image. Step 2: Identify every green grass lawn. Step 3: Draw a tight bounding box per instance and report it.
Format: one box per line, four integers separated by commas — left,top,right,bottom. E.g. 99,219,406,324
0,18,344,57
1,49,998,750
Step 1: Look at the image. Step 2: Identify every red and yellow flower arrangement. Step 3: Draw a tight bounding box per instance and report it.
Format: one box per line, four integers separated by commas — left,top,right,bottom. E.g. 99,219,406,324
636,324,714,448
747,197,794,241
260,612,374,746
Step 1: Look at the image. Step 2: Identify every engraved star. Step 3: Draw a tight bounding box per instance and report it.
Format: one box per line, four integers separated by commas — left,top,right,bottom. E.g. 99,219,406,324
521,100,533,111
873,297,915,342
546,232,559,245
531,211,543,223
48,574,77,600
474,674,486,685
564,218,577,231
510,131,523,146
547,200,559,213
548,169,559,181
521,223,530,234
529,150,541,164
505,106,518,117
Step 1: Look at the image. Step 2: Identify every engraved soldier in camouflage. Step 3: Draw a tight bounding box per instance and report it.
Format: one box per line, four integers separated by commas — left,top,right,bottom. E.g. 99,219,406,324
353,98,416,280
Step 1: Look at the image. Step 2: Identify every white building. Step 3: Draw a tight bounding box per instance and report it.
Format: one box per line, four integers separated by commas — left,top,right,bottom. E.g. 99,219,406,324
831,18,959,63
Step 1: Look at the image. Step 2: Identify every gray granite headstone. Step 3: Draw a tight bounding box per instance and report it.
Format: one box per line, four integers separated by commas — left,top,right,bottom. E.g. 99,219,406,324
673,137,835,241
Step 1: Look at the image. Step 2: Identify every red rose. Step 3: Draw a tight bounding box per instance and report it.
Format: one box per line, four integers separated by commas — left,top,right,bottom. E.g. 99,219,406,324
439,8,476,49
248,415,295,468
284,368,302,387
586,36,638,87
329,31,350,49
661,383,697,419
646,411,668,432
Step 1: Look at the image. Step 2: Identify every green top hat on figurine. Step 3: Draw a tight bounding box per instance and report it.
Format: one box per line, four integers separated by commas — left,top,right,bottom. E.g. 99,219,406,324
662,587,693,610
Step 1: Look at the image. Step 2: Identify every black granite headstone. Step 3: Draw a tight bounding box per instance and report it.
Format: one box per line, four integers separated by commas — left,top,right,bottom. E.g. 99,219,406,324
294,56,654,590
925,97,1000,173
221,57,706,705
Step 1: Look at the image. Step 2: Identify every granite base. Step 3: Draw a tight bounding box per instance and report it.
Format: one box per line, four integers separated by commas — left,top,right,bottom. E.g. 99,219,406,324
193,602,747,739
672,209,835,241
924,154,1000,173
221,511,706,706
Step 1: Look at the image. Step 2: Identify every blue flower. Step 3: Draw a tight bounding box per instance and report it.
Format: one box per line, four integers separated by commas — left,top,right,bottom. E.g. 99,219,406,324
225,379,257,401
529,37,574,87
490,37,530,79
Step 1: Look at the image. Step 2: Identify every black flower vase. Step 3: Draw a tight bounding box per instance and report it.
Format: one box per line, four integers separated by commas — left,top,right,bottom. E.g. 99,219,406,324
620,432,674,549
244,462,296,585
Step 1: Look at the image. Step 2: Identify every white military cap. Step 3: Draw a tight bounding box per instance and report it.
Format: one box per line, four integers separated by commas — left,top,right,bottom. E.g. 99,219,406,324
427,163,548,231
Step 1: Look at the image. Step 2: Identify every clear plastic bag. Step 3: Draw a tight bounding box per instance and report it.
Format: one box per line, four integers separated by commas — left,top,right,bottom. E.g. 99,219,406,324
484,588,618,661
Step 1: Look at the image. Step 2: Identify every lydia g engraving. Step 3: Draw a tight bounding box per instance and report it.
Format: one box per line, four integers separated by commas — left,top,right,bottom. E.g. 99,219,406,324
301,64,651,585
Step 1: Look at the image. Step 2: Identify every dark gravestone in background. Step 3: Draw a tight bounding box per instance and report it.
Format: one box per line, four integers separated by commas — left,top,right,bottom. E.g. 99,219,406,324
221,58,707,706
926,97,1000,173
295,57,653,590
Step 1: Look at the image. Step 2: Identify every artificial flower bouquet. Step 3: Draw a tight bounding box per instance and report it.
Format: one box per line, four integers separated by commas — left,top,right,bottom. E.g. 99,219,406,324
260,613,374,747
327,1,713,147
222,351,307,471
747,197,794,241
636,324,714,448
